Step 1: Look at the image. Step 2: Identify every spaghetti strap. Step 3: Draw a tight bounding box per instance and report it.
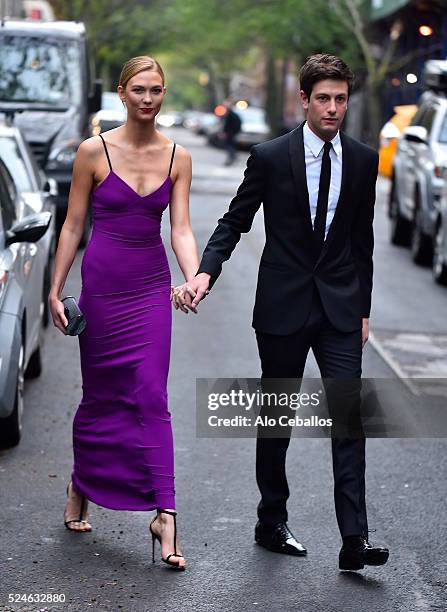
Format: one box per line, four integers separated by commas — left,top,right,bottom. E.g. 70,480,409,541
98,134,113,171
168,143,176,177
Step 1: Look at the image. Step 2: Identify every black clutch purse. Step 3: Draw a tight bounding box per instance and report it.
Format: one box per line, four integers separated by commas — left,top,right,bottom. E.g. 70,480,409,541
61,296,87,336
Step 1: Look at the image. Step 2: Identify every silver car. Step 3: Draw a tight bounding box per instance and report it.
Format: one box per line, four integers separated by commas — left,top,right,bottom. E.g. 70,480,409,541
0,150,52,449
389,66,447,265
0,123,57,326
90,91,127,136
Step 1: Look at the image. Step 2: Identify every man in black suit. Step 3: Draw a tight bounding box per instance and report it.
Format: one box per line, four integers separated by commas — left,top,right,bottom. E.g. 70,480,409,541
175,54,389,571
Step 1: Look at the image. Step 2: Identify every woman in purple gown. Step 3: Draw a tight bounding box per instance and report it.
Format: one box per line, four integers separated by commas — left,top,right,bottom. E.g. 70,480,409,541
49,56,200,570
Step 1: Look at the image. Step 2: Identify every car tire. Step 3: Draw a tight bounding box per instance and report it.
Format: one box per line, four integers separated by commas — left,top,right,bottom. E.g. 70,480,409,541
0,334,25,449
433,219,447,286
42,257,53,328
25,345,42,379
410,189,432,266
389,178,411,246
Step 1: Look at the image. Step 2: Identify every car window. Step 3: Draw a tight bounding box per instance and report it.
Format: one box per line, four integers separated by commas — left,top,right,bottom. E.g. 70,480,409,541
21,136,43,189
101,92,124,112
411,105,427,126
438,112,447,144
0,136,34,192
0,159,17,230
419,107,436,134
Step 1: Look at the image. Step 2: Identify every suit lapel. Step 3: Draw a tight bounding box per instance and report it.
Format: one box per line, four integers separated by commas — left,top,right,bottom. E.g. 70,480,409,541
315,129,352,265
289,123,314,236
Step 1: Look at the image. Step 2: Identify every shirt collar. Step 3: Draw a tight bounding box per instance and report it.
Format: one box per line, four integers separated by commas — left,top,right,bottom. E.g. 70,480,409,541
303,121,342,157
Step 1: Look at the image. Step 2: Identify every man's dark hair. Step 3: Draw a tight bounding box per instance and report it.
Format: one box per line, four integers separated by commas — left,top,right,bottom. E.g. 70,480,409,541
299,54,354,99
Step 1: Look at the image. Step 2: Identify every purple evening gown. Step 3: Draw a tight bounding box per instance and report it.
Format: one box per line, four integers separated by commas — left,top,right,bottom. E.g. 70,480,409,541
71,135,177,511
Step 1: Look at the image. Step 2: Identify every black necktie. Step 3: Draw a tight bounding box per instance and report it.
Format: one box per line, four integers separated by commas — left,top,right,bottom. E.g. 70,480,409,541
313,141,332,254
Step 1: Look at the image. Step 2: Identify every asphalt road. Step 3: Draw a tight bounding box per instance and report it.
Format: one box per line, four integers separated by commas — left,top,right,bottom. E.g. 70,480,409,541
0,127,446,612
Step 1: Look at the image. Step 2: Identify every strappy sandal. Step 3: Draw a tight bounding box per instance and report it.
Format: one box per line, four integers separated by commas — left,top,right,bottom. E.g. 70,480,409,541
149,509,185,570
64,481,92,532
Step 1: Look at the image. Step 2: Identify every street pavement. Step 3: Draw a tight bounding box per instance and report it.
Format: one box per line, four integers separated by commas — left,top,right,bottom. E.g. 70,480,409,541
0,127,446,611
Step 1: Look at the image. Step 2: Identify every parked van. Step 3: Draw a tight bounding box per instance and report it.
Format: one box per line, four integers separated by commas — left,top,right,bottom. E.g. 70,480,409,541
0,19,102,242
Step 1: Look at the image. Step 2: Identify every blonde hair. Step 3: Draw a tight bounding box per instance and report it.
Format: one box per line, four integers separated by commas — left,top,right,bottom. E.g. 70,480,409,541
118,56,165,89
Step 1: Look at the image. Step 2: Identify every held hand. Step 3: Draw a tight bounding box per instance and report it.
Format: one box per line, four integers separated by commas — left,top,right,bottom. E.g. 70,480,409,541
190,273,211,309
171,283,198,314
48,294,68,335
362,318,369,349
171,274,210,314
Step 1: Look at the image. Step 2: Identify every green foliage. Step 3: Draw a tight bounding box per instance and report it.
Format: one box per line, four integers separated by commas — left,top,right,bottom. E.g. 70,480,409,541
50,0,375,119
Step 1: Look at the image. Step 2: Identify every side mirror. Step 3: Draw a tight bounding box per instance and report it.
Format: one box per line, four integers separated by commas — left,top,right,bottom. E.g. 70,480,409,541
88,79,103,114
403,125,428,144
43,177,58,198
5,212,52,246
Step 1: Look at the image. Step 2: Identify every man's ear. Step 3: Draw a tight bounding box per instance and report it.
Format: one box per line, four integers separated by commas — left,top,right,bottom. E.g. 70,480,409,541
299,89,309,110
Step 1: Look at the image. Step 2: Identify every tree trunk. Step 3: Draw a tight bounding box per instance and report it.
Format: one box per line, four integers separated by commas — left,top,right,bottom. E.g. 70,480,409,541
265,50,278,136
364,79,383,149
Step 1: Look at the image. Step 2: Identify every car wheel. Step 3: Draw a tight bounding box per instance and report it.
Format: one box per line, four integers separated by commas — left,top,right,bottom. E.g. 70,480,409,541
433,219,447,286
25,344,42,379
0,335,25,449
410,190,432,266
389,178,411,246
42,258,53,328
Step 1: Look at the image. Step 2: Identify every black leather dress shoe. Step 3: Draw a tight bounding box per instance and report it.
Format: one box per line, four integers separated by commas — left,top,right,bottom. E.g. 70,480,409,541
339,536,389,571
255,521,307,556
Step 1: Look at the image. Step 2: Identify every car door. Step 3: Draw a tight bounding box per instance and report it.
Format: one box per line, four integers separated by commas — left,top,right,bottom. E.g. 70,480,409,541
399,104,430,215
415,105,437,219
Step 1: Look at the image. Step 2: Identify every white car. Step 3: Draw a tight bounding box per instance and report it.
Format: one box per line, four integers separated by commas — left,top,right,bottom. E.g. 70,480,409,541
0,123,57,326
0,126,54,449
90,91,127,136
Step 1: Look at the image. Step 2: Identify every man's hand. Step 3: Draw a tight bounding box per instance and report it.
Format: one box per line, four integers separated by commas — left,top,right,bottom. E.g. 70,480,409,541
171,273,211,313
362,318,369,348
171,283,197,313
189,273,211,308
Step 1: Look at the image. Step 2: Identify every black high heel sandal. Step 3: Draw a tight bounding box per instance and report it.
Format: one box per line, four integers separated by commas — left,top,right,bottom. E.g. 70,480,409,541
64,481,91,532
149,509,185,570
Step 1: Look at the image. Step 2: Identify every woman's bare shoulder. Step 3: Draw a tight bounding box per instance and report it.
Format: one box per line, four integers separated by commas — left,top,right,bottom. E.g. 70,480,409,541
172,143,191,163
77,135,106,160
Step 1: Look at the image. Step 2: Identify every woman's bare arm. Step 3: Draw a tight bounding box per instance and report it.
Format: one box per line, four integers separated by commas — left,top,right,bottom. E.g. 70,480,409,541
48,138,98,332
169,146,199,282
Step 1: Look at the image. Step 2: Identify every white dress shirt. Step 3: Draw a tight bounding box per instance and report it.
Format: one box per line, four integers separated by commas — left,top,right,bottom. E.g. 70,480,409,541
303,121,342,239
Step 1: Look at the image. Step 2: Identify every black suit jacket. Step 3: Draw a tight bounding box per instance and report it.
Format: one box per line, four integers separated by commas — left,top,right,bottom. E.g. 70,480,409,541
197,122,379,335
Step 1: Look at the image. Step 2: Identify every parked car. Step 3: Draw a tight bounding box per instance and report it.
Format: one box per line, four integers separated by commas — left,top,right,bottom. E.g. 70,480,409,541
0,19,102,233
235,107,270,148
389,60,447,265
378,104,417,178
0,157,52,449
0,123,57,327
90,91,127,136
433,170,447,285
157,111,184,128
193,112,220,136
183,110,203,130
208,106,270,149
